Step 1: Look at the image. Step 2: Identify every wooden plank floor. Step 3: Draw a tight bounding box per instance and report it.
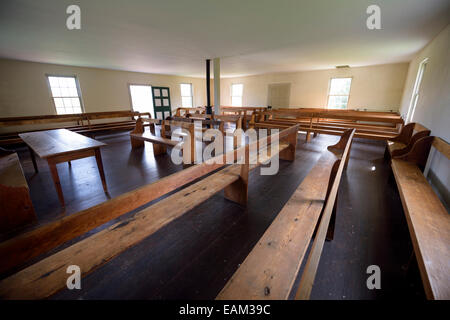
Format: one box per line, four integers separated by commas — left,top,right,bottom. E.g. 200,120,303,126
3,131,425,299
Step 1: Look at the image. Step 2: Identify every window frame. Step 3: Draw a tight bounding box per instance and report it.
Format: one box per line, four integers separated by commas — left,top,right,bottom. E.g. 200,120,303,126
180,83,194,108
406,58,428,123
46,74,85,115
231,83,244,107
326,77,353,109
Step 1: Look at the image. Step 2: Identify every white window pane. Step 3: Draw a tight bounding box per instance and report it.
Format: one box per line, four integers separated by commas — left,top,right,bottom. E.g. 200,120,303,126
54,98,64,108
231,84,243,97
154,89,161,97
48,77,59,87
71,98,80,107
163,98,169,106
57,77,67,88
56,107,65,115
182,97,192,108
65,107,74,114
155,99,161,107
51,87,62,97
66,77,77,88
328,95,348,109
180,84,192,97
69,87,78,96
60,87,70,96
73,107,82,114
232,96,242,107
63,98,73,107
162,89,168,97
329,78,352,95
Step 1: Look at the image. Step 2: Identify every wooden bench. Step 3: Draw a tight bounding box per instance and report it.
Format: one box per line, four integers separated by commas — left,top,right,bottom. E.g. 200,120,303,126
0,124,299,299
217,129,355,300
251,109,402,141
0,110,150,146
0,149,36,234
220,106,267,131
385,122,431,159
390,136,450,300
174,107,205,117
130,118,197,164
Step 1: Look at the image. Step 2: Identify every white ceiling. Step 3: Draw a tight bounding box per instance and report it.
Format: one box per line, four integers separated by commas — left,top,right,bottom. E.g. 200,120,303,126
0,0,449,78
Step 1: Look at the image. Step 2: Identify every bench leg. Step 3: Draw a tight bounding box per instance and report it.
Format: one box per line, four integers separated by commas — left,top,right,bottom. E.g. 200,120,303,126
131,137,144,149
153,144,167,156
306,131,311,142
279,130,298,161
224,148,249,206
130,118,145,149
28,146,38,173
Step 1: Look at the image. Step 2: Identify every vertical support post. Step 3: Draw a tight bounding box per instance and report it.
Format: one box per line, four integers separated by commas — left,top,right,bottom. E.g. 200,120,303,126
213,57,220,115
206,59,212,115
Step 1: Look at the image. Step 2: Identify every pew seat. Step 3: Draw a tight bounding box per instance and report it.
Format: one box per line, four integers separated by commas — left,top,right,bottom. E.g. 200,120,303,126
390,137,450,300
130,132,180,147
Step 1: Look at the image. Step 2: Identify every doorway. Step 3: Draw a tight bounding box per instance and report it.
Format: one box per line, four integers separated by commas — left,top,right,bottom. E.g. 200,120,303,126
129,84,154,118
268,83,291,108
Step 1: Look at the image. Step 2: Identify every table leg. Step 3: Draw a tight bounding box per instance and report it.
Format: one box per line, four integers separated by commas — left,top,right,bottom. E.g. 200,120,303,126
28,146,38,173
48,160,65,207
94,148,108,192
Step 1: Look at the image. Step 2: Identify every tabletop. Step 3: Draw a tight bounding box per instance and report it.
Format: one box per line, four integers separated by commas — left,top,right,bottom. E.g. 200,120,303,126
19,129,106,159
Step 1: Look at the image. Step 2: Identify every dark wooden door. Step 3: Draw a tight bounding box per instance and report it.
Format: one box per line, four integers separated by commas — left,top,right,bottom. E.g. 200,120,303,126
152,87,172,119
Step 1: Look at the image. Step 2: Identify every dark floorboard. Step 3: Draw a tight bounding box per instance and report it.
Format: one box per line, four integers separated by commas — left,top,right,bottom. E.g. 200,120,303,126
3,131,425,299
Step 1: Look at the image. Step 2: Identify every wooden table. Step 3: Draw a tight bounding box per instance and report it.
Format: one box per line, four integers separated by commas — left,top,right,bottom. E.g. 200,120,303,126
19,129,107,207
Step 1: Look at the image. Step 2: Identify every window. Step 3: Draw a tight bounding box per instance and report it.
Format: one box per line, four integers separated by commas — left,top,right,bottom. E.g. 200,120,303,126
231,84,243,107
47,75,83,114
129,85,154,118
327,78,352,109
180,83,193,108
406,58,428,123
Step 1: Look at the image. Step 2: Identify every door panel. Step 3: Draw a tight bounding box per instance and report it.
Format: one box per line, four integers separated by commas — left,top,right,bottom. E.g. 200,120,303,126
152,86,172,119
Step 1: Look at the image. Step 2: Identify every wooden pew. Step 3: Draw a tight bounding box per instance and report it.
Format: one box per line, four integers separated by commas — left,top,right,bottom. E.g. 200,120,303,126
220,106,267,131
385,122,431,159
390,136,450,300
217,129,355,300
0,149,36,234
251,109,402,141
0,110,151,145
0,124,299,299
174,107,205,117
130,118,197,164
